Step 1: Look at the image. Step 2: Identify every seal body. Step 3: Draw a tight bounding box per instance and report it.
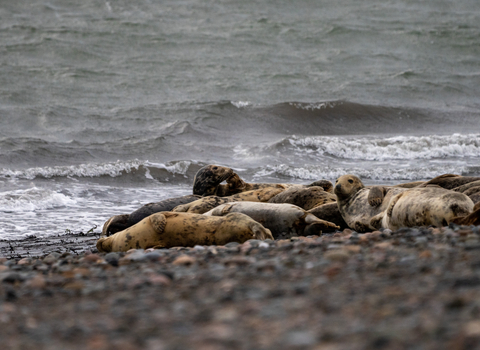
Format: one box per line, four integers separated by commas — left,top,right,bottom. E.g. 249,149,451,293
334,174,407,232
268,186,336,210
381,187,474,230
101,195,201,237
204,202,339,239
96,212,273,252
421,174,480,190
173,187,285,214
453,180,480,193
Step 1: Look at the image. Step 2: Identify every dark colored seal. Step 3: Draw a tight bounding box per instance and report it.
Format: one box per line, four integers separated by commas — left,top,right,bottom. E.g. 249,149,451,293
192,164,297,197
193,165,235,196
101,194,201,237
421,174,480,190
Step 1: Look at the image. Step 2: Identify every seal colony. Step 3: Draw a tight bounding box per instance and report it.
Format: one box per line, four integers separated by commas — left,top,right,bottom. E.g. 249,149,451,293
98,165,480,252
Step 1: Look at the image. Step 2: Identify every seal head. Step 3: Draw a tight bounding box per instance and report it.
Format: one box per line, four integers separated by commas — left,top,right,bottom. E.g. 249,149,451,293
334,174,365,202
193,165,235,196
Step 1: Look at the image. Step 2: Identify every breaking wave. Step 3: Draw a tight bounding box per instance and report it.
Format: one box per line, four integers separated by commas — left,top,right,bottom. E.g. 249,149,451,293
287,133,480,160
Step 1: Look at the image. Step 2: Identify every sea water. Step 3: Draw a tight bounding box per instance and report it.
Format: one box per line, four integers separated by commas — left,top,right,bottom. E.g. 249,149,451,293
1,0,479,239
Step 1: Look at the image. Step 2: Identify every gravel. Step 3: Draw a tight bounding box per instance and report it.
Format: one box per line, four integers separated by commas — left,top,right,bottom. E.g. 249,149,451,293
1,225,480,349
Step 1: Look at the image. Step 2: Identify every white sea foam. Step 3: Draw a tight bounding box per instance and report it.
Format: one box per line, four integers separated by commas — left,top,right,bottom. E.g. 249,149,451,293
0,187,77,213
231,101,251,108
256,164,471,182
0,160,143,180
288,134,480,160
144,160,193,176
289,101,338,110
0,160,195,180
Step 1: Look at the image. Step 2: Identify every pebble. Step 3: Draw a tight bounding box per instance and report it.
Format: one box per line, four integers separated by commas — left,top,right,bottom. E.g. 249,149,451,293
123,250,148,262
323,249,350,263
284,331,317,347
172,255,196,266
43,253,60,265
26,274,46,289
258,242,269,249
104,252,120,266
82,254,102,263
17,258,32,265
148,273,171,286
144,251,163,261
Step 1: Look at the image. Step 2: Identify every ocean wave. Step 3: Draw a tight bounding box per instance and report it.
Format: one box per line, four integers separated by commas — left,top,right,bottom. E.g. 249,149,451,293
255,164,472,182
288,133,480,160
0,187,77,212
0,160,197,180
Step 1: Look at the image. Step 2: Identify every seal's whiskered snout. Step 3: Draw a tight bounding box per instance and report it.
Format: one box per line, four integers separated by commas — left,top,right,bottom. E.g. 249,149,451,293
335,184,342,192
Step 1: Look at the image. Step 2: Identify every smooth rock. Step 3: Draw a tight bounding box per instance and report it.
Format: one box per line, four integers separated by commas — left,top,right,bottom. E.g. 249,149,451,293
172,255,196,266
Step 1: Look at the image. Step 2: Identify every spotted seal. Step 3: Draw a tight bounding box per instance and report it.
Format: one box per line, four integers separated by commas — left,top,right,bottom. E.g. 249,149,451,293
193,164,298,197
453,180,480,193
173,186,285,214
204,202,339,239
377,187,474,231
193,165,236,196
334,174,408,232
96,212,273,252
420,174,480,190
268,186,337,210
101,195,201,237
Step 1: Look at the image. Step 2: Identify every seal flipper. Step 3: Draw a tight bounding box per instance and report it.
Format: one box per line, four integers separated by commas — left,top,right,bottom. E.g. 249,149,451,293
149,213,168,233
96,237,110,253
450,207,480,226
221,203,234,215
370,212,385,230
300,213,340,235
368,186,386,207
307,179,334,193
353,221,372,233
387,192,404,217
172,203,191,212
304,221,338,236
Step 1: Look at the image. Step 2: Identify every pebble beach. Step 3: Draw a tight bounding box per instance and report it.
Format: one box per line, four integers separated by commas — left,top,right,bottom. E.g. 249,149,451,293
2,225,480,349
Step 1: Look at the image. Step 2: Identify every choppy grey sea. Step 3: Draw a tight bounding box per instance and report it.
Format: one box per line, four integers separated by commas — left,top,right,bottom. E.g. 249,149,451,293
1,0,480,239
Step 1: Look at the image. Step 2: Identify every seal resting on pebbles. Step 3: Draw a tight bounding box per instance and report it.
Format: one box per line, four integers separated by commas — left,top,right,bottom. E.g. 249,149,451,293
204,202,339,239
101,195,201,237
173,187,285,214
377,187,474,231
96,212,273,252
268,185,336,210
334,174,408,232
